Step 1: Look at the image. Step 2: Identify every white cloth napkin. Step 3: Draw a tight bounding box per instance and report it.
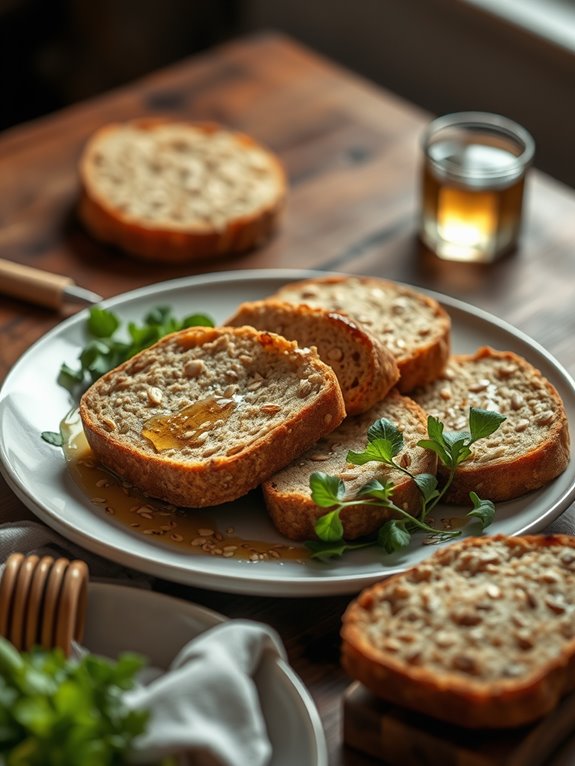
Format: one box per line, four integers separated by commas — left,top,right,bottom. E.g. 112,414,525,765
125,620,284,766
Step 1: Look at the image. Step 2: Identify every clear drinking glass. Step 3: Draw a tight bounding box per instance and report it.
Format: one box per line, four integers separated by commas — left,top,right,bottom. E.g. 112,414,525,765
419,112,535,262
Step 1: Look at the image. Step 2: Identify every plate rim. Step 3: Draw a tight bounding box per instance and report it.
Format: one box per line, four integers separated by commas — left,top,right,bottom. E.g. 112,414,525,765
1,268,575,595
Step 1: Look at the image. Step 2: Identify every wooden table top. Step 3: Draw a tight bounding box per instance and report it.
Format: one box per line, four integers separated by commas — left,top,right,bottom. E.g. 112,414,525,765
1,32,575,765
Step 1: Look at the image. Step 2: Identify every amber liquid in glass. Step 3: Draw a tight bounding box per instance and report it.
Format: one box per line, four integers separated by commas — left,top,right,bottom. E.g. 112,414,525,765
421,141,526,262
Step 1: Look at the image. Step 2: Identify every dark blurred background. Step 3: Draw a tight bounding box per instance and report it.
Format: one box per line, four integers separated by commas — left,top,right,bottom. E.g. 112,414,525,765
2,0,574,186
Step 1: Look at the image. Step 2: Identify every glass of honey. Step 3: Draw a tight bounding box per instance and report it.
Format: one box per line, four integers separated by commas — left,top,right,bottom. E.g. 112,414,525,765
419,112,535,262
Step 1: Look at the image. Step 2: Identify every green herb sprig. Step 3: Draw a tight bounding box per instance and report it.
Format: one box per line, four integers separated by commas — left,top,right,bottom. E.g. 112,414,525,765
306,407,505,561
41,305,214,446
0,636,148,766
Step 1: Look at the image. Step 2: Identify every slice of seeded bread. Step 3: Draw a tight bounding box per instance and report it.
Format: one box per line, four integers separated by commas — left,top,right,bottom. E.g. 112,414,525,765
341,534,575,729
272,275,451,392
262,389,436,540
226,300,400,415
78,119,286,262
411,346,570,503
79,326,345,508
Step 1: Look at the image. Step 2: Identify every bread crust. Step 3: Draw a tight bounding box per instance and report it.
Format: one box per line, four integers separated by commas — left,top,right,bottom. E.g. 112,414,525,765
262,390,436,540
78,119,287,263
412,347,571,502
272,275,451,392
341,534,575,729
79,326,345,507
226,300,400,415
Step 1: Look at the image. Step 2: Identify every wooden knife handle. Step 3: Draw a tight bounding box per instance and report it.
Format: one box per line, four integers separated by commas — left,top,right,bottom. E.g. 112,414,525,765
0,258,73,309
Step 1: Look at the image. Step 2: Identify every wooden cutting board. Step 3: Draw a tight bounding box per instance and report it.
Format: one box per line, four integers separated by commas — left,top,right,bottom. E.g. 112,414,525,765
343,682,575,765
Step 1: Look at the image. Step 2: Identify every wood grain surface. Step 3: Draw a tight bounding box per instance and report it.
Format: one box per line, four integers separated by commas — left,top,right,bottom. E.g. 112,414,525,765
1,32,575,765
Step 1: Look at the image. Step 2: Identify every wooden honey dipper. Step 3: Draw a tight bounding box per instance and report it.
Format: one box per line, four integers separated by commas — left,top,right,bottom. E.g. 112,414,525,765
0,553,89,655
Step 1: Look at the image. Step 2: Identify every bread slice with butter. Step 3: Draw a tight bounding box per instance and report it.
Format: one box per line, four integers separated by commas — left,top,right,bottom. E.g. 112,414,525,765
79,325,345,508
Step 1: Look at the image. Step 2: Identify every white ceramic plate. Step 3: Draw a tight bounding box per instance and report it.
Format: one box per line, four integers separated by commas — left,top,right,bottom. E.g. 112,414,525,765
1,269,574,595
83,581,327,766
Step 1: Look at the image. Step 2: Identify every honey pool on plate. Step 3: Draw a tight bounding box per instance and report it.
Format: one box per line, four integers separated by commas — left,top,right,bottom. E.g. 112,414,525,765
60,410,307,563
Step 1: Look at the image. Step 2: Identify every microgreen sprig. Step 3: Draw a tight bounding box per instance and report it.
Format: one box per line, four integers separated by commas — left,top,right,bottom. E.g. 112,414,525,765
306,407,505,561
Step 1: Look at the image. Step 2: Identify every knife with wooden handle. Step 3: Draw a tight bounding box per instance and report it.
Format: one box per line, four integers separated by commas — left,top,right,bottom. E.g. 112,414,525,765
0,258,102,309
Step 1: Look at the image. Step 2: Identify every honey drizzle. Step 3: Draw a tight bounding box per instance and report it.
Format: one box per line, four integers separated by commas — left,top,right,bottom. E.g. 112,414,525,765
61,411,306,563
142,395,237,452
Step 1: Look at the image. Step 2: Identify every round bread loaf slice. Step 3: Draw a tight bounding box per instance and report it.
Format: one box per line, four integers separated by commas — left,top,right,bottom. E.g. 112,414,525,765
225,300,400,415
342,534,575,729
272,275,451,392
411,346,570,503
262,389,436,540
78,119,286,262
79,326,345,508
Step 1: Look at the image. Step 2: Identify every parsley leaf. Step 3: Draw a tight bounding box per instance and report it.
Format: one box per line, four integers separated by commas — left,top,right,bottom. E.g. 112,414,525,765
309,472,345,507
378,520,411,553
467,491,496,529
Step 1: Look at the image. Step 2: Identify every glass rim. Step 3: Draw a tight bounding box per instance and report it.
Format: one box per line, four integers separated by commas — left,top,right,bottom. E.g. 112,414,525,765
422,111,535,182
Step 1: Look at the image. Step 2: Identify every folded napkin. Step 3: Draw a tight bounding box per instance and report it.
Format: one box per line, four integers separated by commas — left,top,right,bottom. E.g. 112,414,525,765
124,620,284,766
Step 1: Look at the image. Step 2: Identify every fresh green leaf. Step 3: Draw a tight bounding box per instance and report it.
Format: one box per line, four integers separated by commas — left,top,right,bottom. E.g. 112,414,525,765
467,492,496,530
181,313,215,328
87,307,120,339
417,438,452,467
426,415,445,444
469,408,507,442
309,472,345,507
356,479,395,503
40,431,63,447
378,521,411,553
413,473,440,504
56,363,85,393
442,432,473,467
347,438,397,466
367,419,404,455
315,510,344,542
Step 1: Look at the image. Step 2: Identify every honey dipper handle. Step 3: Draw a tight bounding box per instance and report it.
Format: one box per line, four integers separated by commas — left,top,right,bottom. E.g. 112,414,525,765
0,258,73,309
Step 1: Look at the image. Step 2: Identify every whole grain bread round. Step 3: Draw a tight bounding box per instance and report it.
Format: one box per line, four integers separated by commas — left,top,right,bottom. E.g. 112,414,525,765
225,299,400,415
262,389,436,540
78,119,287,262
79,325,345,508
272,275,451,392
411,346,570,503
341,534,575,729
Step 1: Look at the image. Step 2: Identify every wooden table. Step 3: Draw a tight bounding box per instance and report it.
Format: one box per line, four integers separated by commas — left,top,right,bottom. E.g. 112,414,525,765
1,32,575,765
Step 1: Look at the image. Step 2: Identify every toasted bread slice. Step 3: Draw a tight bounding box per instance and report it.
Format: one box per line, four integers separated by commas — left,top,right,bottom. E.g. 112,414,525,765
226,300,399,415
272,275,451,392
79,326,345,508
78,119,286,262
412,347,570,503
262,389,436,540
342,534,575,729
